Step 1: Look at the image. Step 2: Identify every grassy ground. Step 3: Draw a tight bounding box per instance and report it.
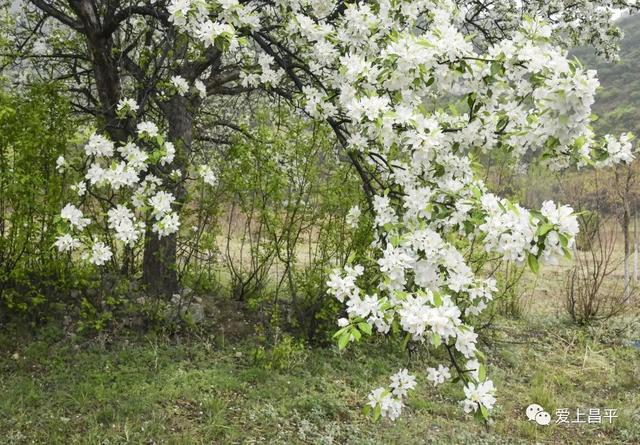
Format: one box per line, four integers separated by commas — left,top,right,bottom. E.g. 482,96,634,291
1,304,639,445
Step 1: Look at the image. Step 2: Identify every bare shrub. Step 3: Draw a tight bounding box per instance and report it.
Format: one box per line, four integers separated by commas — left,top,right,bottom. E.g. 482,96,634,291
493,261,530,318
565,220,635,324
575,210,601,252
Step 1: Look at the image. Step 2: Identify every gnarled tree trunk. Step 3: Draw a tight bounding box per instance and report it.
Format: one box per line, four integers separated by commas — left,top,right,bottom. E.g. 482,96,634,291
142,95,193,298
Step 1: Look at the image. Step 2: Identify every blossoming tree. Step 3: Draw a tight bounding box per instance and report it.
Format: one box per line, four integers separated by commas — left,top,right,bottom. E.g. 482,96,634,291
22,0,638,420
10,0,252,296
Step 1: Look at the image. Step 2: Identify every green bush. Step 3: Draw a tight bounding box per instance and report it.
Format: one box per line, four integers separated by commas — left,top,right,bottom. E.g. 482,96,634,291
0,83,76,320
217,108,370,344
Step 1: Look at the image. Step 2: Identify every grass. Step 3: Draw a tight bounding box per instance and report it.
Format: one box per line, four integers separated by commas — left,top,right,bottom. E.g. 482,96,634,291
1,307,639,444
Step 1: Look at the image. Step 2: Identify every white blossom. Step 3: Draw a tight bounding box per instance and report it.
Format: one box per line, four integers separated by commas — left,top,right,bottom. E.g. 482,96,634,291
87,241,112,266
198,164,217,186
60,204,90,230
462,380,497,414
54,234,80,252
116,97,139,116
426,365,451,385
55,156,66,173
152,212,180,238
194,79,207,99
389,368,416,398
170,75,189,96
108,205,143,245
149,191,175,219
85,133,114,157
346,205,361,228
137,121,159,138
160,142,175,166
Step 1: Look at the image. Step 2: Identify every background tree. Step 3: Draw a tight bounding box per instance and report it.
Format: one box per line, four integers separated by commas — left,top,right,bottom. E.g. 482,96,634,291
4,0,253,297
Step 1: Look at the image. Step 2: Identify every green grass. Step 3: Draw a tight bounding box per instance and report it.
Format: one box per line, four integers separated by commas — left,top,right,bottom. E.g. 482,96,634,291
1,312,639,444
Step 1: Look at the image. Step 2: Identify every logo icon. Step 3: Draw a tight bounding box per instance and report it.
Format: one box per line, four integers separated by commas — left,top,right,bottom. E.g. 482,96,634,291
526,403,551,426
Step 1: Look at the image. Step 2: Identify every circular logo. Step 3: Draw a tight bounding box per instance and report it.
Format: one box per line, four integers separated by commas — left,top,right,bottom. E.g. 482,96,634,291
535,411,551,425
526,404,551,425
526,403,544,421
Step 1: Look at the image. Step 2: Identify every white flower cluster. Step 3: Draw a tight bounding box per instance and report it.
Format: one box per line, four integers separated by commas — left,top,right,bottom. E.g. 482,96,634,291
150,191,180,238
398,292,461,341
116,97,139,117
55,155,66,173
170,75,190,96
367,368,416,420
426,364,451,385
137,121,159,138
480,194,580,264
346,205,361,228
327,264,364,304
108,205,145,245
462,380,497,414
159,0,637,421
54,125,181,264
198,164,217,186
60,204,90,230
85,241,113,266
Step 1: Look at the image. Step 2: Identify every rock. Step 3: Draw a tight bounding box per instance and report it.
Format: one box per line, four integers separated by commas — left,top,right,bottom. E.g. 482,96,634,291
186,303,205,324
165,293,205,324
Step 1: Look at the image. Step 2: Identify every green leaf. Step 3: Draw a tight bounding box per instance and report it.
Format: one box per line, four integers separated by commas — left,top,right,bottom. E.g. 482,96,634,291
373,403,382,422
358,322,372,335
332,327,348,338
490,62,503,77
496,115,509,132
431,333,442,347
479,404,489,419
558,233,569,248
536,223,554,237
527,253,539,274
478,364,486,381
401,333,411,350
467,93,476,110
338,332,350,350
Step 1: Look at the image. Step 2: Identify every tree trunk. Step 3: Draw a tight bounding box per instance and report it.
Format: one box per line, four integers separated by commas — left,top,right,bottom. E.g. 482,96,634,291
142,230,179,297
623,204,630,300
614,164,634,301
622,184,631,301
142,95,193,298
634,205,638,283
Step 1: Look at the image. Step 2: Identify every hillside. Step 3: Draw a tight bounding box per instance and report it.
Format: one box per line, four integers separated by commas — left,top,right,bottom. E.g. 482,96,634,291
573,14,640,136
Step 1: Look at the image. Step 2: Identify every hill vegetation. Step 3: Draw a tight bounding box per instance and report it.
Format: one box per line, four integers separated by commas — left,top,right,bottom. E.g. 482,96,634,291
574,14,640,137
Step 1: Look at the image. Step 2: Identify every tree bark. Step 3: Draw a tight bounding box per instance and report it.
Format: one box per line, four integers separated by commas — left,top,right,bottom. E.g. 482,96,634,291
623,200,630,300
634,204,638,283
142,228,179,297
616,165,633,301
142,95,193,298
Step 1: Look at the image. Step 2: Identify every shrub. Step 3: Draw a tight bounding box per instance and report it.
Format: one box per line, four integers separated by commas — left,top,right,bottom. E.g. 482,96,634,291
0,83,75,320
564,220,635,324
217,108,368,343
575,210,601,251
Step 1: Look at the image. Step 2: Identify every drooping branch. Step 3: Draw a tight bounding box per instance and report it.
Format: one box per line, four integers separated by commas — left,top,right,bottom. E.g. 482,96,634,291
29,0,83,31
